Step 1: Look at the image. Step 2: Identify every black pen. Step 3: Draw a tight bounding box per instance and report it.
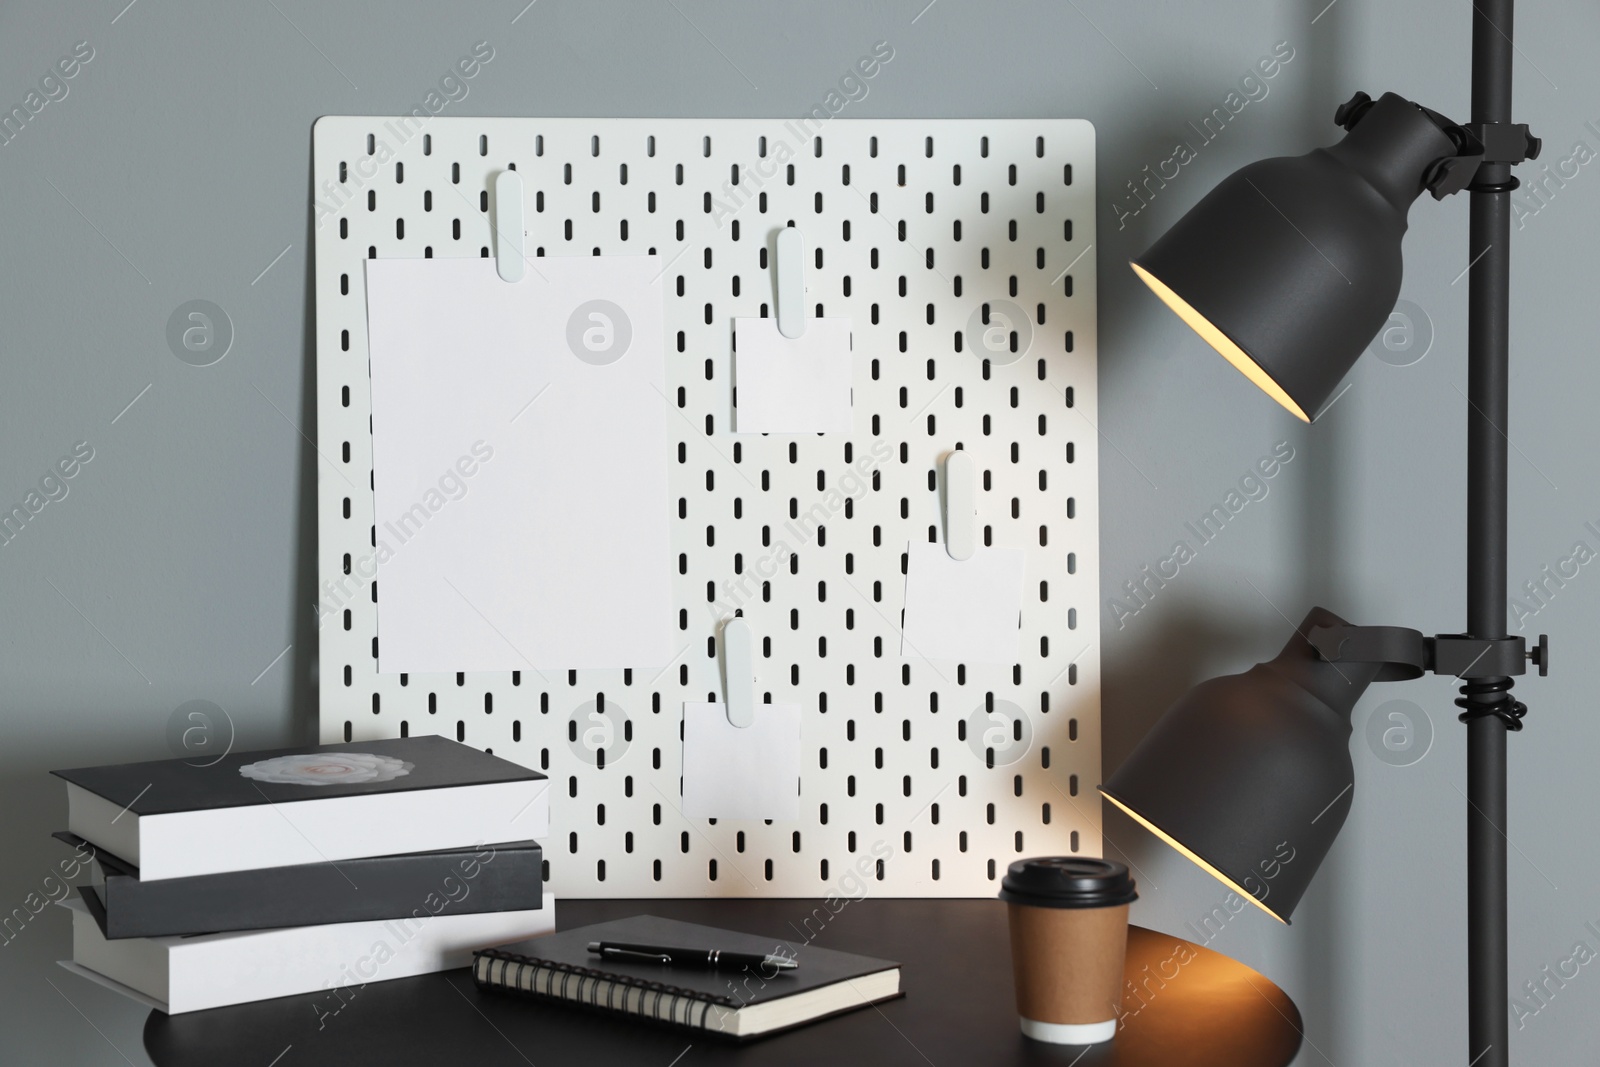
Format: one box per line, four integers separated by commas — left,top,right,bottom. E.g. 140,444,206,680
587,941,798,971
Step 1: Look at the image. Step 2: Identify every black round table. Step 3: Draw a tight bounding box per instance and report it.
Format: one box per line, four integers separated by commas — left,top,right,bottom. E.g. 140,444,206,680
145,898,1302,1067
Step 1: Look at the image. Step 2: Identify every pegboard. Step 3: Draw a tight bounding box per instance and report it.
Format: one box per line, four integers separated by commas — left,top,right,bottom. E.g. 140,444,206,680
312,117,1101,897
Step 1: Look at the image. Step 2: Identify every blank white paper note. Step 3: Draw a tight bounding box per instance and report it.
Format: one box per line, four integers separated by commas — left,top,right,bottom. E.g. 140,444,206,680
900,540,1026,665
681,702,802,821
364,256,674,673
733,317,853,434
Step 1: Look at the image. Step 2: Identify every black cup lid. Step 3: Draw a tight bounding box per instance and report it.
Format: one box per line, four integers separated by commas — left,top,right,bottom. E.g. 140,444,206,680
998,856,1138,909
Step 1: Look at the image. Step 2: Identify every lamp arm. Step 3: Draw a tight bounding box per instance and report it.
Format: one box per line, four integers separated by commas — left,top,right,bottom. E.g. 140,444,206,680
1307,623,1548,705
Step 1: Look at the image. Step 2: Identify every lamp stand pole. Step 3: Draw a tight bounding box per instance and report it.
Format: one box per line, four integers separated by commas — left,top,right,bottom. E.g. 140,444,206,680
1465,1,1514,1063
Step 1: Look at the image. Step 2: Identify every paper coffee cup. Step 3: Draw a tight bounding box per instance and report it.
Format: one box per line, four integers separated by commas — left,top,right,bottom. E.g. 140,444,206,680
999,857,1137,1044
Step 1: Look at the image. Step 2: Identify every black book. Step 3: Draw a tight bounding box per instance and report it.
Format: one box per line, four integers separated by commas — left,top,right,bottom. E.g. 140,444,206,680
54,832,543,939
52,736,548,881
473,915,902,1040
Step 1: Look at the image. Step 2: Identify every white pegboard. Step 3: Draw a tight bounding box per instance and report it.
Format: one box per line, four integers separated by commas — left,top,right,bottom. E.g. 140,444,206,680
312,117,1101,897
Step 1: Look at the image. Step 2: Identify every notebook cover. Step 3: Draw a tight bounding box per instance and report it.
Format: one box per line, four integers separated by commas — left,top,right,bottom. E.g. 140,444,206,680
51,735,542,814
475,914,900,1023
54,832,542,939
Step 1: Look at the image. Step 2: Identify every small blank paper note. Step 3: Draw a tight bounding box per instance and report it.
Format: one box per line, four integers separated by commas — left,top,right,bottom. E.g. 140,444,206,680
681,702,802,821
733,317,852,434
365,256,673,673
901,541,1026,665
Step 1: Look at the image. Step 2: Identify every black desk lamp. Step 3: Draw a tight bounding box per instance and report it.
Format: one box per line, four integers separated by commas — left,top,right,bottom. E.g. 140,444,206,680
1103,4,1544,1064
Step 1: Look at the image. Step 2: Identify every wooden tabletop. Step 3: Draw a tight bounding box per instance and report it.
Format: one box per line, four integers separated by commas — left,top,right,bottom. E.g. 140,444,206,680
144,898,1302,1067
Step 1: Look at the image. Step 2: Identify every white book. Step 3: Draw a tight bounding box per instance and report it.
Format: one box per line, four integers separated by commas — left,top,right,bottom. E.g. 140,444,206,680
54,736,548,881
59,894,556,1014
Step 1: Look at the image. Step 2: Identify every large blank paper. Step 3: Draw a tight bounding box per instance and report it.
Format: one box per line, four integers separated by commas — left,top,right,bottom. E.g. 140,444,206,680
733,317,853,434
900,541,1026,665
681,702,801,821
365,256,673,672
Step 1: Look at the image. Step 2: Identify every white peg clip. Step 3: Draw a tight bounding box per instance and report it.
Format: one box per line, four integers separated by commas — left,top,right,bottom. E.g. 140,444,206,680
942,450,977,561
721,618,756,728
775,228,805,339
493,170,526,283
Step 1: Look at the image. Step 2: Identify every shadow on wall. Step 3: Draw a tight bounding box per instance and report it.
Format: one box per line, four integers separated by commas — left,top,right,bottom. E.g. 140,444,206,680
1099,603,1265,776
290,133,324,748
1287,0,1352,1055
1091,47,1298,959
1096,36,1307,376
1095,69,1222,377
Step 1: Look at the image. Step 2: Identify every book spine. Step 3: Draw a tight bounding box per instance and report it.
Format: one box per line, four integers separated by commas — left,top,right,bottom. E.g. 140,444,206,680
473,954,720,1031
101,843,542,939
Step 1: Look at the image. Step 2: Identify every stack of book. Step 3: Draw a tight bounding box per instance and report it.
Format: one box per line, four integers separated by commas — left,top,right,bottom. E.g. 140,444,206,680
51,735,552,1014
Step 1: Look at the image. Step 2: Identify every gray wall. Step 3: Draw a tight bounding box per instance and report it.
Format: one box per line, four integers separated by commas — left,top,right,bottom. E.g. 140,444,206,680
2,1,1595,1063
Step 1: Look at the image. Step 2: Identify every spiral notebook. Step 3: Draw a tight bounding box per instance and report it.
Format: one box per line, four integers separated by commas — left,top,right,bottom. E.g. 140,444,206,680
472,915,901,1040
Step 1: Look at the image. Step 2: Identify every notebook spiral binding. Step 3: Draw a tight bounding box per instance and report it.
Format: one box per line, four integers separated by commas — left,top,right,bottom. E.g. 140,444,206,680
473,948,736,1031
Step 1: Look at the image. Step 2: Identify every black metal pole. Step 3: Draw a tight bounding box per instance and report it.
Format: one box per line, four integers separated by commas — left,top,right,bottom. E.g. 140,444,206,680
1466,0,1513,1063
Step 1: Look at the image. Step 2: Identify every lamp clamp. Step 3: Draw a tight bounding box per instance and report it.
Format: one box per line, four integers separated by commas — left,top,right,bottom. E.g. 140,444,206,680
1423,122,1542,198
1308,625,1546,730
1466,121,1542,165
1332,90,1540,199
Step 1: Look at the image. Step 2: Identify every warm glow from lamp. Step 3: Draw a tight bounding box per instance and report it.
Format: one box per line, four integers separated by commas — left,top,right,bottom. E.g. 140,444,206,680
1131,262,1311,423
1101,790,1289,925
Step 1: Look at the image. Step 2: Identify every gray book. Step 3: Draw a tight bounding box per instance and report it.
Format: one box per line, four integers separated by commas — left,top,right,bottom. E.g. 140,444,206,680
56,832,542,939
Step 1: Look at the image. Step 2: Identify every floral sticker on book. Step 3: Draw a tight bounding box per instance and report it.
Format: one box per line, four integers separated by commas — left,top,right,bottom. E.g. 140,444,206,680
239,752,414,786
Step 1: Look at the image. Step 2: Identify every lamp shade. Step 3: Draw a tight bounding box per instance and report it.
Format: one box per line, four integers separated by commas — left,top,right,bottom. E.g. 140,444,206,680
1132,93,1457,421
1100,608,1379,922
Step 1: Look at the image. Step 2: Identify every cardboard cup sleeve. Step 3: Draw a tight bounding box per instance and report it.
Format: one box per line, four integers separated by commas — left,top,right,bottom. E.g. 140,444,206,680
1007,901,1129,1028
